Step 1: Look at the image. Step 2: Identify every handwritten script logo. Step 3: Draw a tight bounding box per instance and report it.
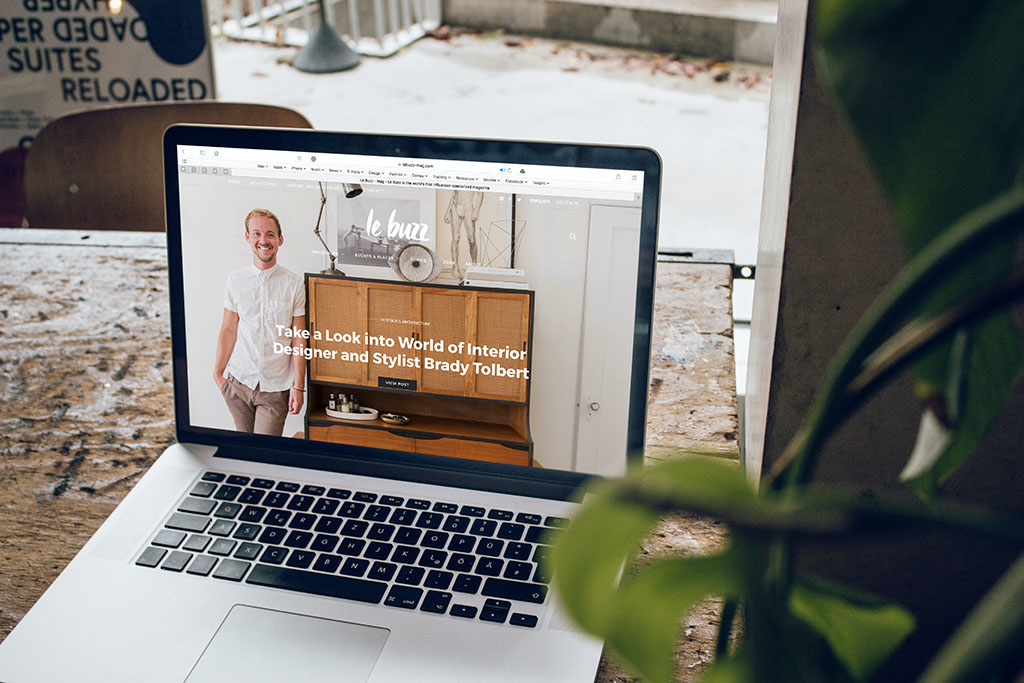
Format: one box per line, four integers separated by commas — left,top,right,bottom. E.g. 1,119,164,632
366,208,430,242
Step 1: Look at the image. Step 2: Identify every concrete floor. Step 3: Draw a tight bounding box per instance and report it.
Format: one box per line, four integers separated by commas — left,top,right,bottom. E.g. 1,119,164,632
210,32,770,390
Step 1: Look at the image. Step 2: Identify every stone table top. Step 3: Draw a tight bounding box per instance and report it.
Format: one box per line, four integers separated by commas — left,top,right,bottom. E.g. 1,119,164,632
0,229,737,681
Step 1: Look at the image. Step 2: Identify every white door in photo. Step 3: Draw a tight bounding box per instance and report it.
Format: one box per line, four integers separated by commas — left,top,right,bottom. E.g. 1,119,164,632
574,205,642,475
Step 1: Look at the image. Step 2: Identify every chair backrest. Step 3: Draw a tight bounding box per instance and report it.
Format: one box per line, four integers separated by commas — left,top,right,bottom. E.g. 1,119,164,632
23,102,313,232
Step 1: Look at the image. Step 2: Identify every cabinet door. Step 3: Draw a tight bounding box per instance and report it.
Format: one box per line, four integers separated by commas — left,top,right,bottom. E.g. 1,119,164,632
419,289,472,396
366,283,420,387
470,291,531,402
308,277,367,384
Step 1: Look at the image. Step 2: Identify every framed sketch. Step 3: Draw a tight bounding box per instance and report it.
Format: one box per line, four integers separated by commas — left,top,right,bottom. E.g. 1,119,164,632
434,190,515,281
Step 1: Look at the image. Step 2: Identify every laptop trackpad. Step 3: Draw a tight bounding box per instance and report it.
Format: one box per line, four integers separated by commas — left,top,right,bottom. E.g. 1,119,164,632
185,605,390,683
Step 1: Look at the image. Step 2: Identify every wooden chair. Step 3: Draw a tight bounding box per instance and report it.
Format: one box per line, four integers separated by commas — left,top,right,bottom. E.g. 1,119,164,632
23,102,313,232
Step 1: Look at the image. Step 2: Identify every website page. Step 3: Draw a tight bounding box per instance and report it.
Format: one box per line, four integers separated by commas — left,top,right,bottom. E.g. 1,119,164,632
177,145,645,476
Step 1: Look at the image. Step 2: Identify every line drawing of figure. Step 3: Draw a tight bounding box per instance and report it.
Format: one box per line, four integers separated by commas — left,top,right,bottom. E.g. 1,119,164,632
444,190,484,279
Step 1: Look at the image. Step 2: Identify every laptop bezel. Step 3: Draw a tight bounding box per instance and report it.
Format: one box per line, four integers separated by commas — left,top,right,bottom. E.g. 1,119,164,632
163,124,660,501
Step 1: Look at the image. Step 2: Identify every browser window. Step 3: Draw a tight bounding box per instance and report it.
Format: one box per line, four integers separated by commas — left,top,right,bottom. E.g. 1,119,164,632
176,144,646,476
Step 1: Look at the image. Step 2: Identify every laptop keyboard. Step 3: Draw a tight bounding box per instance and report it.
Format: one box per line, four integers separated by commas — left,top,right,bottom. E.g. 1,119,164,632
135,472,565,629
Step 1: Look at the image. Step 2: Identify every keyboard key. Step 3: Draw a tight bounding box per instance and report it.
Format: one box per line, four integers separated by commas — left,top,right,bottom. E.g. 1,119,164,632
421,590,453,614
392,546,420,564
480,599,511,623
390,509,417,526
342,520,368,537
503,561,533,582
510,613,539,628
152,529,186,548
475,558,503,577
384,585,422,609
258,527,287,545
450,604,477,619
421,531,448,549
365,542,393,560
432,502,458,514
286,551,315,569
453,574,481,594
369,562,397,581
234,542,263,560
166,512,209,533
340,558,370,577
337,538,365,556
497,523,525,541
314,517,342,534
470,519,497,537
311,534,339,553
189,481,217,498
209,519,235,536
232,523,261,541
187,554,218,576
214,502,242,519
448,534,475,553
301,485,326,496
545,516,570,528
354,492,378,503
312,498,339,516
326,488,352,499
503,542,532,561
418,550,447,568
380,496,403,506
213,559,250,581
178,497,216,515
415,512,443,529
263,492,289,508
442,516,470,533
210,538,237,556
482,578,548,604
487,509,513,521
396,566,425,585
477,538,504,557
276,482,300,492
247,565,387,604
136,546,166,568
394,528,421,545
446,553,474,573
183,534,211,552
313,554,344,573
525,526,557,544
226,475,250,486
238,488,265,505
213,485,241,501
288,513,316,530
240,505,267,523
339,502,365,518
260,546,288,565
364,505,390,522
286,495,314,512
516,513,541,525
425,570,453,590
460,505,485,517
283,531,313,548
251,478,275,489
368,524,395,542
405,498,430,509
201,472,226,482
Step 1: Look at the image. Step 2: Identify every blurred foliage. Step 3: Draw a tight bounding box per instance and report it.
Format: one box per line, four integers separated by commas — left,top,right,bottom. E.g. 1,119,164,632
550,0,1024,681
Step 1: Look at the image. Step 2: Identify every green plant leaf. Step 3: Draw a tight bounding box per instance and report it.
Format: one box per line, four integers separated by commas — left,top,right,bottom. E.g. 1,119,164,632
549,478,663,635
789,574,915,682
605,553,742,683
815,0,1024,491
918,552,1024,683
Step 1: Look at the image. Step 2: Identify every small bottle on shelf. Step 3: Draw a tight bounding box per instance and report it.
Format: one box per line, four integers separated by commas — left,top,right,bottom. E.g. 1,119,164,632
328,392,337,411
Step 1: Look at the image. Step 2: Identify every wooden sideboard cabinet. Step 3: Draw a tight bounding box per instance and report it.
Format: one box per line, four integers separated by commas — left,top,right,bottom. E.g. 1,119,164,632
304,274,534,466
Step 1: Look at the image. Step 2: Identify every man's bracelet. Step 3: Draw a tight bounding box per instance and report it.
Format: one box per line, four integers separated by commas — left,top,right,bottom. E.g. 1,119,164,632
292,386,304,392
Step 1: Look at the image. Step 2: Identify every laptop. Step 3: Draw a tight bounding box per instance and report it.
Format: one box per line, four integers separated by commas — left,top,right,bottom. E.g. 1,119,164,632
0,125,660,683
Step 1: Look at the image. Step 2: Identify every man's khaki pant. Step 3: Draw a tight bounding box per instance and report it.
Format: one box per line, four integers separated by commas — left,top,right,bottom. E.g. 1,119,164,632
220,374,289,436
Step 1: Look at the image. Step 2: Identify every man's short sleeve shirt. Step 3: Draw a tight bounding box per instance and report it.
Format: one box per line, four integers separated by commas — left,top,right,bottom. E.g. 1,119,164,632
223,264,305,392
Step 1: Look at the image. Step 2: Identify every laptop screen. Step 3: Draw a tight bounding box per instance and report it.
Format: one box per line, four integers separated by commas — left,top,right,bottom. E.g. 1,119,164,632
165,127,659,490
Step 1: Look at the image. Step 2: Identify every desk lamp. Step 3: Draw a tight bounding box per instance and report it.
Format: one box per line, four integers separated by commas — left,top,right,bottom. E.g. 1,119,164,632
313,181,363,275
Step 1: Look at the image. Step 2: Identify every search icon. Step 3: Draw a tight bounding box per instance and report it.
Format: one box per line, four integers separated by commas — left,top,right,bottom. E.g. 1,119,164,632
569,232,577,241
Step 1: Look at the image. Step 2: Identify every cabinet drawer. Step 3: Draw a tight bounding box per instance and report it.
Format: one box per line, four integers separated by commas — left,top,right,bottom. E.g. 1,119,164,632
308,424,415,452
414,436,531,467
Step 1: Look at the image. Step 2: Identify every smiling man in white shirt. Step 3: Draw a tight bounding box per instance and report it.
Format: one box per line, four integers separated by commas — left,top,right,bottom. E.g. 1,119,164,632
214,208,306,436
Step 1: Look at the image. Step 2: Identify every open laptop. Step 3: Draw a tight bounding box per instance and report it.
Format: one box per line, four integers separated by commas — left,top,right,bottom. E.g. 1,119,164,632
0,125,660,683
